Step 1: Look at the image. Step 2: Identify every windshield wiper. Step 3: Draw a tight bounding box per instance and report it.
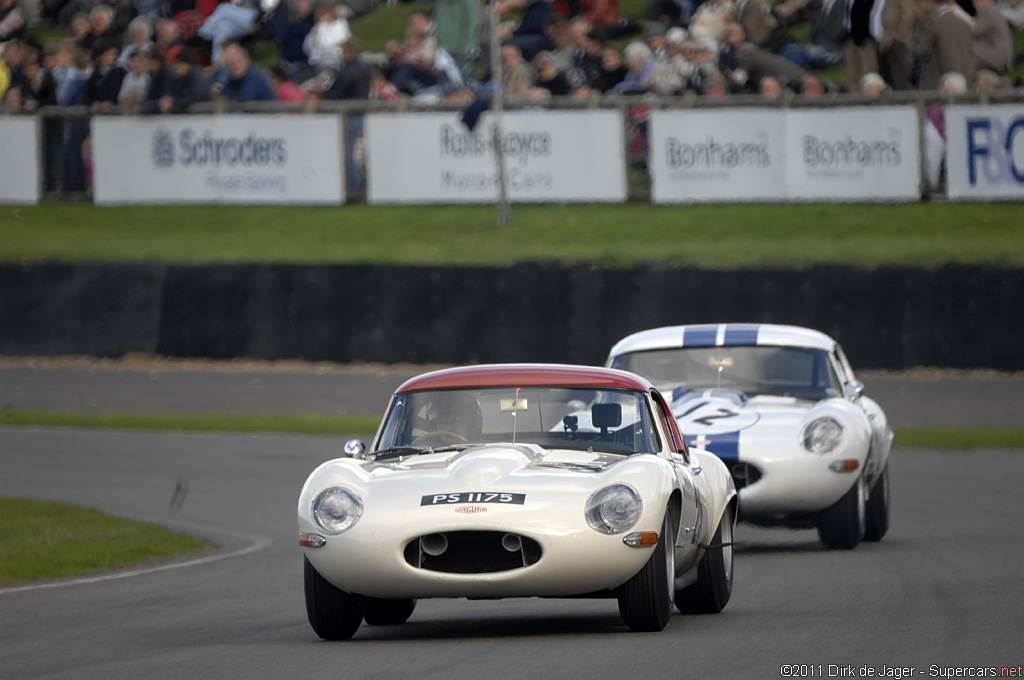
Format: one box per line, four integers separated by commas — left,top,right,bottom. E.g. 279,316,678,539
374,446,432,460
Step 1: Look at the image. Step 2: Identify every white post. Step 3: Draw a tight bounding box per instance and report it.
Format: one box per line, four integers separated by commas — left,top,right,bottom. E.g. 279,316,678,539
489,0,510,224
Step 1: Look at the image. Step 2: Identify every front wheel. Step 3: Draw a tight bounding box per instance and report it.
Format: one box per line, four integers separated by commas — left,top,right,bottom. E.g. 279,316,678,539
304,556,364,640
864,462,890,542
816,474,866,550
676,502,734,614
616,513,675,632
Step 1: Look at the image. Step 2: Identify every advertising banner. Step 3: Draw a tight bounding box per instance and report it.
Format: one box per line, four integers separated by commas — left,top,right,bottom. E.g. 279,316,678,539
0,118,40,205
649,107,919,203
92,115,344,205
784,107,920,201
945,104,1024,200
649,109,785,204
365,110,626,204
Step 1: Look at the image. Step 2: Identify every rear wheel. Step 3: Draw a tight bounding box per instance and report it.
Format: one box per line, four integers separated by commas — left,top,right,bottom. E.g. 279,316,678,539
864,463,890,542
303,556,364,640
676,503,734,614
817,475,866,550
363,598,417,625
617,513,675,632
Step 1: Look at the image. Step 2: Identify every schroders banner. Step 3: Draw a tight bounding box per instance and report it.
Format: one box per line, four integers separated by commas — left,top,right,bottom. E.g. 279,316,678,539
945,104,1024,200
364,110,627,204
649,108,785,203
0,118,39,205
92,115,344,205
649,107,920,203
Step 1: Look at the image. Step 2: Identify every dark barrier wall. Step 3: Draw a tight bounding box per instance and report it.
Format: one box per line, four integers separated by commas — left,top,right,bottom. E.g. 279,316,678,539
1,262,1020,370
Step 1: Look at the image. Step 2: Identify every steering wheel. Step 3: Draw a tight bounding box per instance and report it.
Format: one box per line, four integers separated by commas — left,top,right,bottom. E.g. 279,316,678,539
411,431,469,447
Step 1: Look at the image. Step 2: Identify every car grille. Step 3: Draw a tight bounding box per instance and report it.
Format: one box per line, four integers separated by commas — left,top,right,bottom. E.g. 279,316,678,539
404,531,542,574
726,462,763,489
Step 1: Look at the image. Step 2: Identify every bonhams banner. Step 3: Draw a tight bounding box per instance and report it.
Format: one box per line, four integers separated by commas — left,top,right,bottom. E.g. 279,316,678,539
365,110,626,204
92,115,344,205
0,118,39,205
650,107,920,203
945,104,1024,200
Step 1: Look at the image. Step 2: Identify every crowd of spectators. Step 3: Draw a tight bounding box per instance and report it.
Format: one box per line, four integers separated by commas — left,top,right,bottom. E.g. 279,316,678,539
2,0,1020,117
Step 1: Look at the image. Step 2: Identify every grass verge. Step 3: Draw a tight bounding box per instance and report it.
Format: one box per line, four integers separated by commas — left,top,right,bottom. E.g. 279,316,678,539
0,498,213,586
3,203,1024,268
2,410,1022,448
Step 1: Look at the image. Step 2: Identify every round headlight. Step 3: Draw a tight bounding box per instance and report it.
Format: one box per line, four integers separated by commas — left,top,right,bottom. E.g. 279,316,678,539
802,416,844,454
585,484,643,535
312,487,363,535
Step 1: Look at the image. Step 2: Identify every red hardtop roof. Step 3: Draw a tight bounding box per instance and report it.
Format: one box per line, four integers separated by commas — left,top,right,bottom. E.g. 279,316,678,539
396,364,653,393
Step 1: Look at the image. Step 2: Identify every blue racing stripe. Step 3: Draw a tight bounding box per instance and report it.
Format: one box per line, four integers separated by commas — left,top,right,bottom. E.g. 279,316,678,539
722,324,760,346
686,431,740,462
682,325,719,347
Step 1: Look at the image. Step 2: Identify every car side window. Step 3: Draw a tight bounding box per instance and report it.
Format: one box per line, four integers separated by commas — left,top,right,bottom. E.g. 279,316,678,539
651,390,689,463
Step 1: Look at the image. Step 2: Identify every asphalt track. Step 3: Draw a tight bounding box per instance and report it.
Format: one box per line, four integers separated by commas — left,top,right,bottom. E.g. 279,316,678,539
1,365,1022,680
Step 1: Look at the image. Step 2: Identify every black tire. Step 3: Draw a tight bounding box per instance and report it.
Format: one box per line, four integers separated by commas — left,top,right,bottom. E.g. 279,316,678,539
864,462,890,542
363,598,417,625
816,475,866,550
303,556,364,640
616,513,675,632
676,503,734,615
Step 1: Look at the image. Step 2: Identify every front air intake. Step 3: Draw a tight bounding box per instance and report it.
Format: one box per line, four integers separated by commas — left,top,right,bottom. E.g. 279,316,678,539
404,531,542,573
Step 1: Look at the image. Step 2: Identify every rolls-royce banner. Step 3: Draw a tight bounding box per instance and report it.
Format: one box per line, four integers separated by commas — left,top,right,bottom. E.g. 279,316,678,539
0,118,39,205
649,107,919,203
364,110,626,204
649,108,785,204
945,104,1024,200
92,115,344,205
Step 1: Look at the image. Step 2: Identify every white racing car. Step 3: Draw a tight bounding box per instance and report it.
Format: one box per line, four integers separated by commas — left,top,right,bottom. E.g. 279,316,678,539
297,364,737,639
606,324,893,550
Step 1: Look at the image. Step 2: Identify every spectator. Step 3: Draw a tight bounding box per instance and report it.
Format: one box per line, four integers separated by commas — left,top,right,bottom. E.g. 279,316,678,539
263,0,315,81
844,0,879,91
267,60,306,100
140,45,210,113
859,70,886,94
219,41,275,101
914,0,975,90
651,26,693,95
1,37,26,99
22,46,56,112
498,40,534,99
117,18,154,70
800,72,826,95
581,0,635,41
543,13,576,72
154,18,184,56
527,49,573,98
434,0,480,78
501,0,555,61
303,2,351,77
643,20,666,59
369,65,398,99
736,40,808,91
593,40,627,91
614,39,655,93
997,0,1024,28
689,0,735,44
57,47,91,192
0,0,26,42
117,48,150,107
322,37,372,99
198,0,263,65
972,0,1013,72
733,0,783,50
70,13,93,51
87,5,122,48
100,0,135,39
781,0,846,69
136,46,172,111
387,10,438,94
567,17,603,88
84,37,125,114
759,73,783,97
871,0,916,90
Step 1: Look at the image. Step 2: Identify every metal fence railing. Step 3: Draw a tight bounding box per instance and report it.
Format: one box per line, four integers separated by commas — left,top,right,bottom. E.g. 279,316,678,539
18,87,1024,203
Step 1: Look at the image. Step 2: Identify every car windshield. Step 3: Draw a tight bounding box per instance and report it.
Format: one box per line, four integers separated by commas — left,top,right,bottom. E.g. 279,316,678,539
611,346,841,400
376,386,659,455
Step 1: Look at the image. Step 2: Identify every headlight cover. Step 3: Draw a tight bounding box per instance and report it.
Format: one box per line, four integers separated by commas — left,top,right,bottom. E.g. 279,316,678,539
802,416,845,454
585,484,643,535
312,487,363,535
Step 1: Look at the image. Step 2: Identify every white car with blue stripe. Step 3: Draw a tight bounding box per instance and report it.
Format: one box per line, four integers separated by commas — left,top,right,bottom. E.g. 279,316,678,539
606,324,892,550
